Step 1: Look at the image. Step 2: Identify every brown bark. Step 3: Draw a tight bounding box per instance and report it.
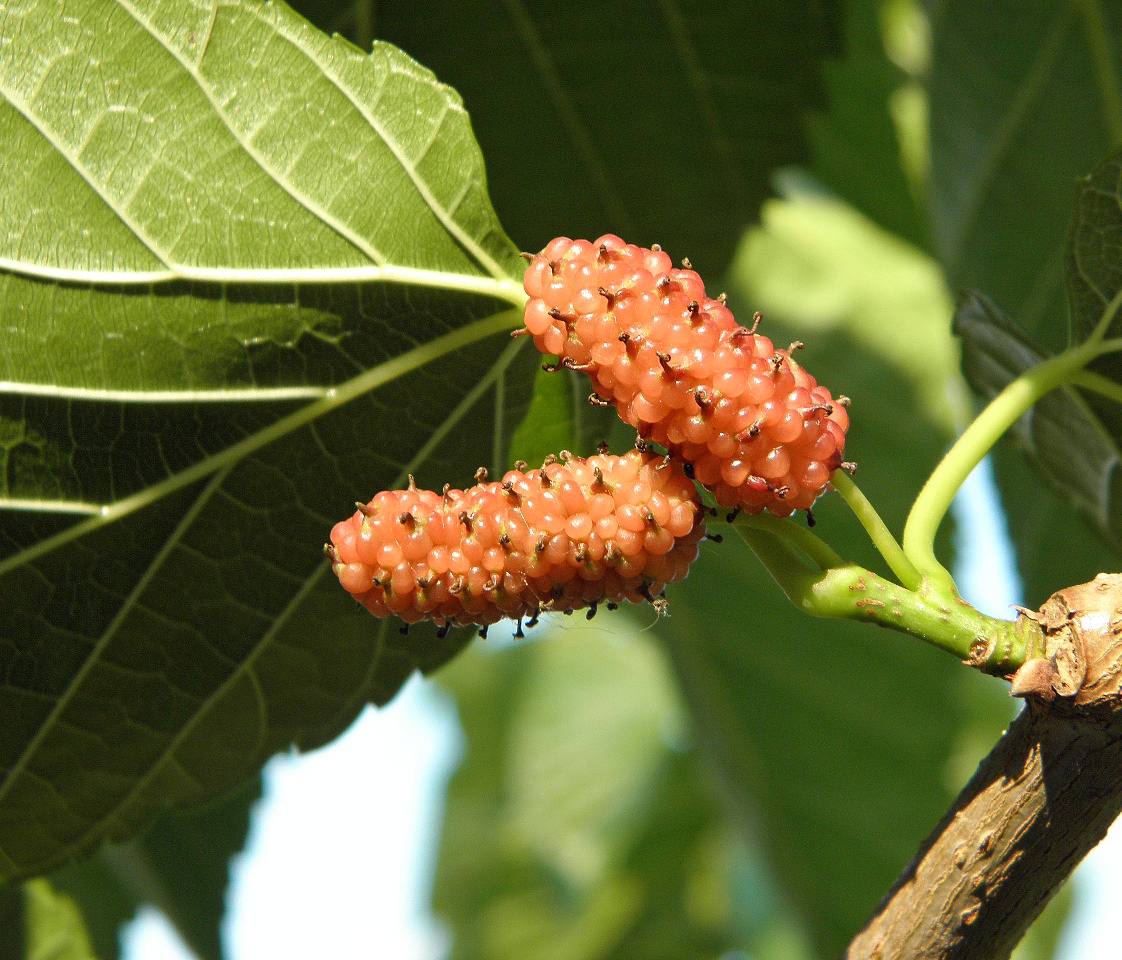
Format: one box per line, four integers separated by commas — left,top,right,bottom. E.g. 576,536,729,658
844,573,1122,960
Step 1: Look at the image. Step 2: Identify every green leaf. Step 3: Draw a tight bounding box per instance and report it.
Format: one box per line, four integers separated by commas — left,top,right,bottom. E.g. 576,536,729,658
928,0,1122,603
431,621,755,960
954,291,1122,550
927,0,1119,355
19,880,98,960
0,880,107,960
507,369,619,472
1068,150,1122,343
0,0,534,880
652,192,1011,957
0,0,524,395
806,0,930,249
312,0,844,273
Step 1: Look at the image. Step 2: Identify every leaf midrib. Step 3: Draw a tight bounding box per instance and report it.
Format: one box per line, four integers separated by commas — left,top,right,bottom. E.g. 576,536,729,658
1076,0,1122,147
658,0,745,206
501,0,635,236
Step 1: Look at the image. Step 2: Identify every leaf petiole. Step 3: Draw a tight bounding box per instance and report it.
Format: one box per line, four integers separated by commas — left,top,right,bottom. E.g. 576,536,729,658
830,471,923,591
1071,368,1122,405
903,336,1122,587
735,516,1040,674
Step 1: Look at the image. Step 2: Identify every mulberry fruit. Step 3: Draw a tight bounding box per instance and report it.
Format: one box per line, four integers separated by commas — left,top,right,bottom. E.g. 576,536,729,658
520,235,849,517
327,449,706,631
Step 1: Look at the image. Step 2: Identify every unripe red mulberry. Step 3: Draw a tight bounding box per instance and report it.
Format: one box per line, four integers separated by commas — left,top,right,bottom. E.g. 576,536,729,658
327,450,706,632
520,236,849,517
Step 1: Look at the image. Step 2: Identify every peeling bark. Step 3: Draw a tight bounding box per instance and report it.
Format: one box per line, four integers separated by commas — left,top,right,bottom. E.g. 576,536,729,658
844,574,1122,960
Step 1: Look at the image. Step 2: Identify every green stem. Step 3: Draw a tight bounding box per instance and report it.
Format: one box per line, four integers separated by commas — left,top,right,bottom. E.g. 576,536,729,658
1090,287,1122,344
737,514,1040,674
902,339,1108,587
830,471,922,590
1072,368,1122,405
807,566,1037,674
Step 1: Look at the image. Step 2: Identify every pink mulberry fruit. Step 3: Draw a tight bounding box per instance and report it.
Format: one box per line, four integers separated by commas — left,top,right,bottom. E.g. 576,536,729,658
520,235,849,517
327,449,706,632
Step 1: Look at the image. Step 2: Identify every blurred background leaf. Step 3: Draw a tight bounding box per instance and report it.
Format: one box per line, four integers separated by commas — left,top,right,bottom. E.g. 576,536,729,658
645,186,1011,956
926,0,1122,606
0,880,98,960
431,619,809,960
806,0,931,249
42,776,261,960
1067,151,1122,345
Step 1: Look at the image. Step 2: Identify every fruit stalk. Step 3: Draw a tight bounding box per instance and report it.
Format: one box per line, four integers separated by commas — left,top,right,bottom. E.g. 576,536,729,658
734,517,1040,674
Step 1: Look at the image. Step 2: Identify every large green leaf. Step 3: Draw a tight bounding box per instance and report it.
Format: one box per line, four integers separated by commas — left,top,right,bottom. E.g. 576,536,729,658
807,0,930,249
508,368,621,472
927,0,1116,354
0,0,534,881
288,0,843,274
927,0,1122,605
655,193,1011,957
1069,151,1122,343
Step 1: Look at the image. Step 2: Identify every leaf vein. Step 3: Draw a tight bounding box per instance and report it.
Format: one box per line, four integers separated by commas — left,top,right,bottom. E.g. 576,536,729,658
0,311,520,572
0,87,175,271
284,20,513,282
0,466,233,819
658,0,745,206
500,0,635,236
113,0,388,269
47,340,524,859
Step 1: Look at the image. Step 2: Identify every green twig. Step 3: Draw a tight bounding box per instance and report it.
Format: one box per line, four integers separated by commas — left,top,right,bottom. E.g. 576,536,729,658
830,471,923,590
903,339,1109,588
1072,368,1122,405
732,521,1039,674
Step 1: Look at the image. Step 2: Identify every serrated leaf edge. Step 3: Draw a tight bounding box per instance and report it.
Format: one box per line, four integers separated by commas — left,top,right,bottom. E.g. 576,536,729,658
1,0,522,292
